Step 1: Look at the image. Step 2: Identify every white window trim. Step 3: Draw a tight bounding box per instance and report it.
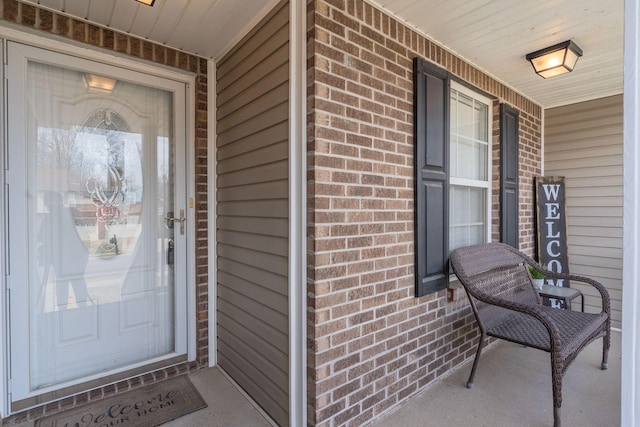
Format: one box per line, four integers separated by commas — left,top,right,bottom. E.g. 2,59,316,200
449,81,493,247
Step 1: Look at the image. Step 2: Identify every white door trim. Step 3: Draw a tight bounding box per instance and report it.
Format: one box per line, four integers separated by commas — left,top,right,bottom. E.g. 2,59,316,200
0,27,197,417
0,38,8,419
289,0,307,425
0,25,195,84
207,59,217,367
622,0,640,424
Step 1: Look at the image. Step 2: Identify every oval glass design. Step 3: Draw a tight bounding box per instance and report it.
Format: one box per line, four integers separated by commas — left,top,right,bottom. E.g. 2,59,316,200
68,109,143,257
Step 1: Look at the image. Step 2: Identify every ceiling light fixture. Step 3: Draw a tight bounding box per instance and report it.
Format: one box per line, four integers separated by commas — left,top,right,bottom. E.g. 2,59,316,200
83,74,117,94
135,0,155,6
526,40,583,79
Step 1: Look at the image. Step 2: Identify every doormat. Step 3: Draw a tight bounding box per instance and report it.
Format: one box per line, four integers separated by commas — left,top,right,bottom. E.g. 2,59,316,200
35,376,207,427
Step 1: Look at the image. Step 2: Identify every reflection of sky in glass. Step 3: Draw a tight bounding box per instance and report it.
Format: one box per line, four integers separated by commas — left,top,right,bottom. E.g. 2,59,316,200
156,136,172,221
157,136,169,180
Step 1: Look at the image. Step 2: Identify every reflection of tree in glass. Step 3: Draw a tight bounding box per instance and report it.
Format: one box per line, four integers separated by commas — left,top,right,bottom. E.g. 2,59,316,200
38,109,144,257
36,127,73,170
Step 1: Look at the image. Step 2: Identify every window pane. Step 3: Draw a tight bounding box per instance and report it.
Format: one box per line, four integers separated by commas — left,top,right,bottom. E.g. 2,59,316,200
449,86,490,252
458,92,474,138
475,101,488,142
474,100,488,180
451,186,470,224
470,224,485,245
451,226,469,251
450,89,489,181
450,186,486,251
469,187,486,222
474,142,488,181
458,139,474,179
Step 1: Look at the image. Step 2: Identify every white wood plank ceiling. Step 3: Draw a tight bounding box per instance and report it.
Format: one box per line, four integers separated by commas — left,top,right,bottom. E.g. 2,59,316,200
371,0,623,108
18,0,623,108
20,0,279,62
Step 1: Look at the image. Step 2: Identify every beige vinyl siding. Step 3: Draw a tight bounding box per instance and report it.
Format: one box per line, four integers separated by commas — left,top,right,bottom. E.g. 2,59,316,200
545,94,623,328
216,1,290,425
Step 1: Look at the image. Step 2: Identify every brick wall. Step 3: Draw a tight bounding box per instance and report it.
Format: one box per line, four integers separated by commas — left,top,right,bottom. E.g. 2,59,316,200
307,0,542,425
0,0,209,424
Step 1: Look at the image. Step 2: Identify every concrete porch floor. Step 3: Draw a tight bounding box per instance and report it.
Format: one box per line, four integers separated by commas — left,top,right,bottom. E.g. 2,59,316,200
166,330,620,427
371,330,621,427
16,329,617,426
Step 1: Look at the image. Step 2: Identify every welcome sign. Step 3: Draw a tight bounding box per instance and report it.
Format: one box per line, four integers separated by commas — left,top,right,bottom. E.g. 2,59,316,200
535,176,569,295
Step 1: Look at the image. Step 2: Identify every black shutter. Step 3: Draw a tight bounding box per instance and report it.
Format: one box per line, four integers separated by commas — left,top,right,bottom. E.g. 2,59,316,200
413,58,450,297
500,103,520,248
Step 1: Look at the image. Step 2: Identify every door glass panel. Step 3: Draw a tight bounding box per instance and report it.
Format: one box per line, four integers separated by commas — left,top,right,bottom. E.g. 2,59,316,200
27,60,176,390
67,109,143,257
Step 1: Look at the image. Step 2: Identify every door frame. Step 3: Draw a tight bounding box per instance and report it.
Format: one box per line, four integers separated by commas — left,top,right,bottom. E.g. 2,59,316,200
0,26,197,417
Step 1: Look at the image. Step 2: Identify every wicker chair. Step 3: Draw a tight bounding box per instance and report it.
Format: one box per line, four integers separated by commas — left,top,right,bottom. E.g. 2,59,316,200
449,242,610,427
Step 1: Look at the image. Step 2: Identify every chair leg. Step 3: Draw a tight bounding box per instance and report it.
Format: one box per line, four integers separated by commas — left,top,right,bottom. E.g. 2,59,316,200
602,330,610,370
467,332,485,389
551,355,562,427
553,405,561,427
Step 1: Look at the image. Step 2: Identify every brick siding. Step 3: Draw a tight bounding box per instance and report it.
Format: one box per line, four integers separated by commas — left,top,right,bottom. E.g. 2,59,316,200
307,0,542,425
0,0,545,425
0,0,208,424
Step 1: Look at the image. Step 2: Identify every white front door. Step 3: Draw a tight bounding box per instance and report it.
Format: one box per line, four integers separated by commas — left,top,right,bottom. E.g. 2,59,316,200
5,42,188,411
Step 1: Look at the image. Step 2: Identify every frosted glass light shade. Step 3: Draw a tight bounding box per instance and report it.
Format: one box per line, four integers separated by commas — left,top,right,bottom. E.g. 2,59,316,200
526,40,583,79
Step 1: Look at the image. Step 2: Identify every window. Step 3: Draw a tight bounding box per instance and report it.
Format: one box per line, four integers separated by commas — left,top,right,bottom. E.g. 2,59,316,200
449,83,492,251
413,57,519,297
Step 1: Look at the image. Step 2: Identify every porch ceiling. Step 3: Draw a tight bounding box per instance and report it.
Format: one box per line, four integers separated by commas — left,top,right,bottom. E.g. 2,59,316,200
372,0,623,108
19,0,622,109
20,0,279,62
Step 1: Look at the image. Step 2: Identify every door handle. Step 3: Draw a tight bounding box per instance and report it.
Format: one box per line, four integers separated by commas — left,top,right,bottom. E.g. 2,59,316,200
166,239,174,265
165,209,186,235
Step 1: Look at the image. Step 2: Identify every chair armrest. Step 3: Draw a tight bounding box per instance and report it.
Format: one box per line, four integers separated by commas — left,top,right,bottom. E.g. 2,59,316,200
538,269,611,314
